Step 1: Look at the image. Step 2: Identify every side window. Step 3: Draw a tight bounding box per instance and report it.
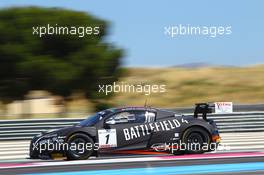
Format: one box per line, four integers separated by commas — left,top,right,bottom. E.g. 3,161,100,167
112,112,134,123
133,111,146,123
105,111,150,124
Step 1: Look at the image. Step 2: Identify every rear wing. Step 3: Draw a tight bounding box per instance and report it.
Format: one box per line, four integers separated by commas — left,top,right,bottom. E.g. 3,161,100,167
194,103,214,120
194,102,233,120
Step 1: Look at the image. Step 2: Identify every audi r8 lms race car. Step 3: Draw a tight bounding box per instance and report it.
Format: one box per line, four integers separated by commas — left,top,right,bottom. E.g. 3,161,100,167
29,103,222,160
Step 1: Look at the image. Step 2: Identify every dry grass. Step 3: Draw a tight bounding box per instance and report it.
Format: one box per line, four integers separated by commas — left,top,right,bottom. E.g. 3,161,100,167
2,65,264,119
110,65,264,107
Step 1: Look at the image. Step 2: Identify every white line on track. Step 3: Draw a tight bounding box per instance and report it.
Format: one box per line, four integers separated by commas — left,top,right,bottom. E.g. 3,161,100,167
1,152,264,169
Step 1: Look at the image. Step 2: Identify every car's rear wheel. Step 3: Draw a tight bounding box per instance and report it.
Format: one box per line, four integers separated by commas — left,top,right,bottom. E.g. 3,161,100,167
181,127,210,154
66,133,94,160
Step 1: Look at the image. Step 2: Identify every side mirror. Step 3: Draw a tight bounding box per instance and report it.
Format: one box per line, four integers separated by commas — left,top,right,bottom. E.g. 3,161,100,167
105,119,116,125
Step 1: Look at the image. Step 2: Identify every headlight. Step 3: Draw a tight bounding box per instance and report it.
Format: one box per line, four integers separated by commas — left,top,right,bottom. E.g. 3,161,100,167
44,133,58,138
36,129,58,137
36,131,45,137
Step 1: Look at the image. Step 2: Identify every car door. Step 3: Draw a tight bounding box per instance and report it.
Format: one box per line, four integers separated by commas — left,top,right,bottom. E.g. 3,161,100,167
98,110,156,151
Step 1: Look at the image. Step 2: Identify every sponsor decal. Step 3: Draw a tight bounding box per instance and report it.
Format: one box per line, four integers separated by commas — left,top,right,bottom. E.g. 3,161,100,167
215,102,233,114
98,129,117,148
123,118,189,141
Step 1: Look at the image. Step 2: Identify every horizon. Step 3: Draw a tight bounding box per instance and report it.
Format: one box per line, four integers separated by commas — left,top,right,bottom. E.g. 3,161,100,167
123,62,264,68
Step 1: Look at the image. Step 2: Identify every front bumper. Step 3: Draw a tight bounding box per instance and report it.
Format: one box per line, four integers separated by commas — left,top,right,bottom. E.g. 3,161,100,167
29,134,67,159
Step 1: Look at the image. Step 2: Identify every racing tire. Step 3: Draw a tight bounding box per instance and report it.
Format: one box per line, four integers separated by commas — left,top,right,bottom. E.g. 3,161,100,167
181,127,210,154
66,133,94,160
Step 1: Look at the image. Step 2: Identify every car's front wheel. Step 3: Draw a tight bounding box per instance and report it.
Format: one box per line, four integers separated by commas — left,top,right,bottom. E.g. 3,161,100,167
181,127,210,154
66,133,94,160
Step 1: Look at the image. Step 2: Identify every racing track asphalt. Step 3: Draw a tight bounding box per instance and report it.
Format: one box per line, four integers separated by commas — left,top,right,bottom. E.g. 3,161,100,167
0,152,264,175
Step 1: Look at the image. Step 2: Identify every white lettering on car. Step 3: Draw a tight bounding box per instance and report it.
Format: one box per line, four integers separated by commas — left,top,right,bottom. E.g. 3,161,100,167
123,119,189,141
123,128,130,141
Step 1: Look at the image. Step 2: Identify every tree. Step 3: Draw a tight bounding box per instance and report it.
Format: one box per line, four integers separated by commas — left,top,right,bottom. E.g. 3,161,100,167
0,7,123,114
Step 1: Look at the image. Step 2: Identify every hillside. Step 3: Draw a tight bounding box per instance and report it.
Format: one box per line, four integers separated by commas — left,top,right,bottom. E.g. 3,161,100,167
111,65,264,107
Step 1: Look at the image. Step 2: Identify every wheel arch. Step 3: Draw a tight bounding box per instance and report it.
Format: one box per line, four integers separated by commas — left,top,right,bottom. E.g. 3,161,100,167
180,125,212,141
66,131,96,143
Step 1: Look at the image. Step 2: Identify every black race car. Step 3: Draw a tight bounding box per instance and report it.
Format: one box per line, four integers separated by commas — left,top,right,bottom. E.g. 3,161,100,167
29,103,221,160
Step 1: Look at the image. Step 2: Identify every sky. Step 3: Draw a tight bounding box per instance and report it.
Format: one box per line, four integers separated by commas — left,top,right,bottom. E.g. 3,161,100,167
0,0,264,67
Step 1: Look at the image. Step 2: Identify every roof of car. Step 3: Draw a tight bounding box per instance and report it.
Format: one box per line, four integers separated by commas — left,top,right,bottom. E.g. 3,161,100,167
109,106,158,112
105,106,180,119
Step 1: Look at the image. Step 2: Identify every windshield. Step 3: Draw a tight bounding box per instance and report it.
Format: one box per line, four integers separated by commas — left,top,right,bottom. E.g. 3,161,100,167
78,113,101,127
